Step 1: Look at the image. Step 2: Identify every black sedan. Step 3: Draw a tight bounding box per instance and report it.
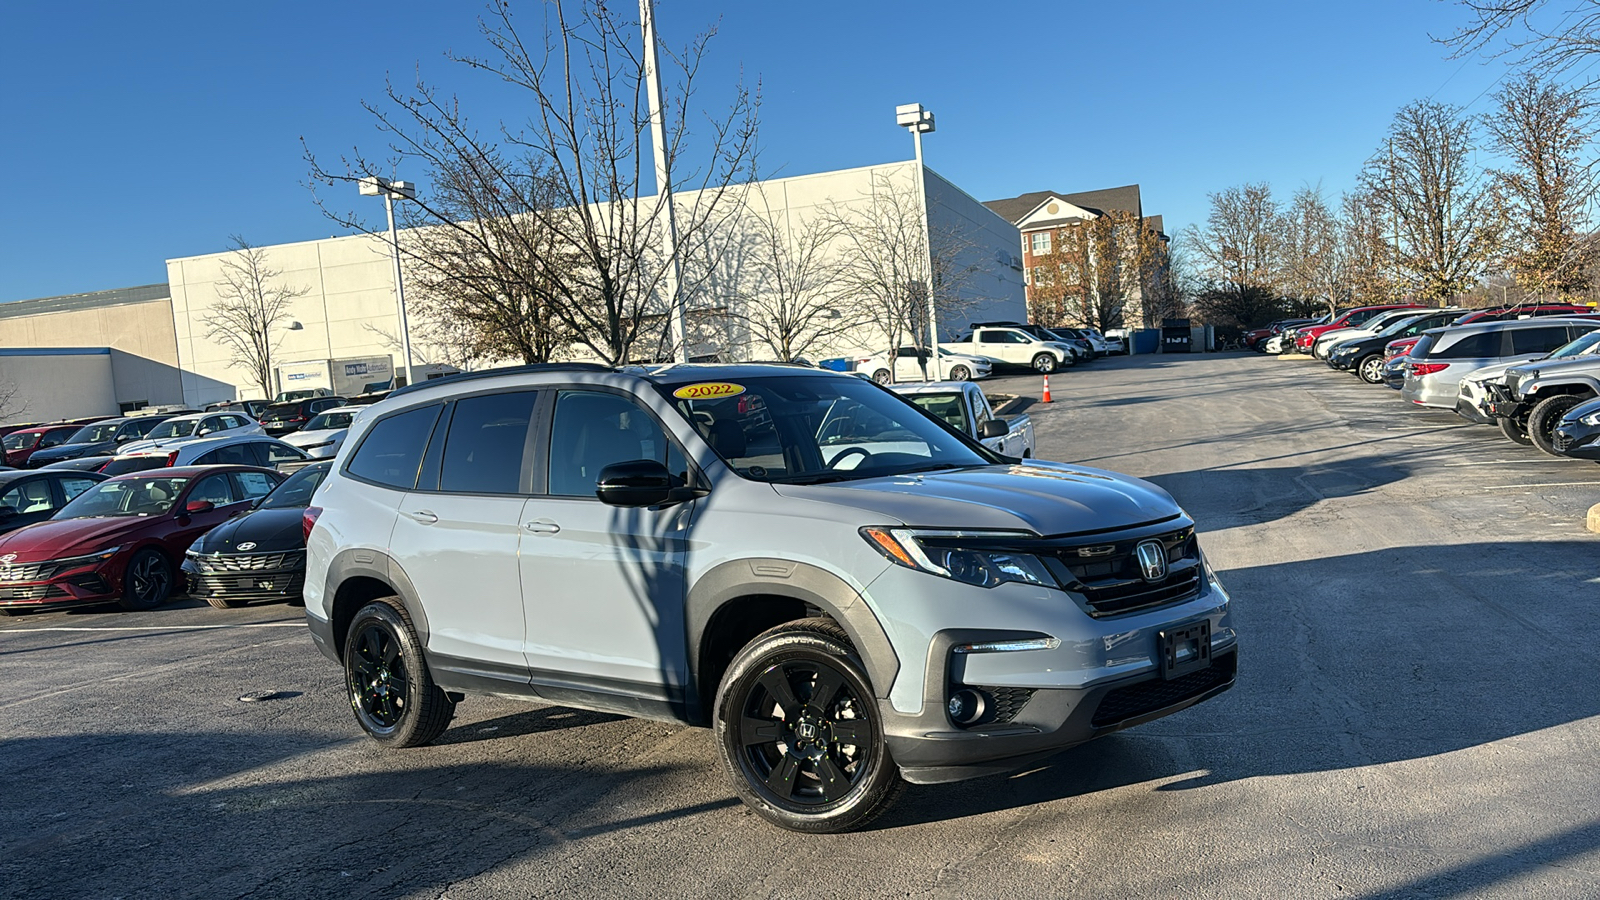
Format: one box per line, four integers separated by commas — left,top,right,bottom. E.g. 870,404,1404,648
181,461,330,609
1552,398,1600,461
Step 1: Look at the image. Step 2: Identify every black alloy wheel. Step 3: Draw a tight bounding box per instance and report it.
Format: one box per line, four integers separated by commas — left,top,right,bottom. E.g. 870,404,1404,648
1529,394,1588,457
715,618,901,833
343,598,455,747
118,550,172,611
1032,353,1058,374
1358,355,1386,384
948,365,971,382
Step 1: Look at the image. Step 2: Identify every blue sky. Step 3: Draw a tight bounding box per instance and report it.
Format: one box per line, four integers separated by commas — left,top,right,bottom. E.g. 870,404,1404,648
0,0,1525,300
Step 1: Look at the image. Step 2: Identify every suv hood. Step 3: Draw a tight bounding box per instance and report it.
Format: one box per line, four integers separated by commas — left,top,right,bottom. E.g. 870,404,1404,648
190,507,304,554
1508,353,1600,381
29,441,111,463
1463,359,1527,387
771,461,1180,537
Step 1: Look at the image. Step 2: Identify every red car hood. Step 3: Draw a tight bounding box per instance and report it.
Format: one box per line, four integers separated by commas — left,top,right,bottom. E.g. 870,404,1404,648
0,517,150,561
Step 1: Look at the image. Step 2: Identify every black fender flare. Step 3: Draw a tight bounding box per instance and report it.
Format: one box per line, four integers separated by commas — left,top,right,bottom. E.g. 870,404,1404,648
686,558,900,700
321,548,432,656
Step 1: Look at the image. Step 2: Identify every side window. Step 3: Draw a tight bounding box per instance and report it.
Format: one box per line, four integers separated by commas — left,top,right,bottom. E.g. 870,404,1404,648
58,477,98,502
1511,326,1576,355
1434,331,1500,359
134,418,164,437
972,395,992,431
439,391,538,494
189,474,236,506
260,442,309,466
0,480,53,514
41,430,70,449
346,405,441,490
548,391,681,497
195,416,220,436
231,471,278,501
201,443,258,466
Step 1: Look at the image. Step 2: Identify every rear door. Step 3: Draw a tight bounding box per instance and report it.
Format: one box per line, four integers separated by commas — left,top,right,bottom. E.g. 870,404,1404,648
389,390,539,676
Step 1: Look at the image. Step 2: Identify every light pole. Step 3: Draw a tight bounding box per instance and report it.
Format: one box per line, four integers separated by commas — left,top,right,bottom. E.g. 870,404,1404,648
896,103,940,380
359,175,418,388
640,0,686,362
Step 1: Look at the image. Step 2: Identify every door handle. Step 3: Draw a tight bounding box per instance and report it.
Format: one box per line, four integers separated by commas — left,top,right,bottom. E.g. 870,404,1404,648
524,520,561,535
407,510,439,525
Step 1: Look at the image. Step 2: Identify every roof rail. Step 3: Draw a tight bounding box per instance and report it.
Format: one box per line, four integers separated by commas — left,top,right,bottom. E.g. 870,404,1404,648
387,362,616,398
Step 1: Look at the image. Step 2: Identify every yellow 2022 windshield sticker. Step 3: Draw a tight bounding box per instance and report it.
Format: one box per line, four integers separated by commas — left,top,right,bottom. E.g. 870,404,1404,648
673,382,746,400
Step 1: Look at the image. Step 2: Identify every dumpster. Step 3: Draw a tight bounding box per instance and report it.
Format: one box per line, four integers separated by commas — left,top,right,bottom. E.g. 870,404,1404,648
1131,329,1160,354
1161,319,1192,353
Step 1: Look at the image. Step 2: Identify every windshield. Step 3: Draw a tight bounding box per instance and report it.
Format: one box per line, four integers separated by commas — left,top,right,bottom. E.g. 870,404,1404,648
263,403,300,418
97,457,172,478
1549,330,1600,359
145,419,198,440
3,433,39,451
907,394,969,434
660,375,991,485
260,464,330,509
304,410,353,431
54,476,190,519
70,422,121,444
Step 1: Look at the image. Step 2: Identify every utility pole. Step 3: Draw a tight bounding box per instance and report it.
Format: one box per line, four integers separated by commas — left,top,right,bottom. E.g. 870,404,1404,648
896,103,940,380
640,0,686,362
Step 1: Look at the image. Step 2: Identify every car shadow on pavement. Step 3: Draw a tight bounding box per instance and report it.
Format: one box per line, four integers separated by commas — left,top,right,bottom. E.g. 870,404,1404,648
878,538,1600,843
1147,457,1413,529
430,705,626,745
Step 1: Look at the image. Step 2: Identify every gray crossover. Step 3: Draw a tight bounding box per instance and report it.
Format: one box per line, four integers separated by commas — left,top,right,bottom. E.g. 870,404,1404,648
301,363,1236,832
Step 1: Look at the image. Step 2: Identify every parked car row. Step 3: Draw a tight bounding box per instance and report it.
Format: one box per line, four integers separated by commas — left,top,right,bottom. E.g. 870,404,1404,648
1277,302,1600,463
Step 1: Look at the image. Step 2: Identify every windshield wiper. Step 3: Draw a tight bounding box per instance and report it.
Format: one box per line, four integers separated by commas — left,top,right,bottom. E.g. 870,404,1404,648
895,462,975,476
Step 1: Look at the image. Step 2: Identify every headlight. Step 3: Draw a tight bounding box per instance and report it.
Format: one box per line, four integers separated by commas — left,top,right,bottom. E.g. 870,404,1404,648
860,527,1054,589
301,440,334,450
1581,412,1600,426
57,546,121,567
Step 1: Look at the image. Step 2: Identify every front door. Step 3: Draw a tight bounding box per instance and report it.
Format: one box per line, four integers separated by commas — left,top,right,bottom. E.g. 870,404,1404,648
519,389,695,706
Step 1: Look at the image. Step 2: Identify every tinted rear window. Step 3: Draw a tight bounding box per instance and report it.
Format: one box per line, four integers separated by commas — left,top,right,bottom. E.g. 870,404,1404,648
1432,330,1501,359
346,405,441,490
99,457,171,477
439,391,537,494
1510,326,1574,355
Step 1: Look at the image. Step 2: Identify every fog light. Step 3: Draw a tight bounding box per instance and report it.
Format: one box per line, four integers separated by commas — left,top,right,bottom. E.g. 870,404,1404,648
947,688,986,726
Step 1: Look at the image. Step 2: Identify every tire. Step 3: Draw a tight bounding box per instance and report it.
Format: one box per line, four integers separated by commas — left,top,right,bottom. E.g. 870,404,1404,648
1528,394,1588,456
948,365,971,382
714,617,902,833
1358,355,1386,384
118,549,173,611
1498,413,1532,446
1032,353,1058,374
871,369,892,385
343,598,456,747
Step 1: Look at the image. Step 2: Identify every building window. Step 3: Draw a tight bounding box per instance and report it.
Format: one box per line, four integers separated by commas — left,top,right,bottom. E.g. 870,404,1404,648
1030,232,1051,256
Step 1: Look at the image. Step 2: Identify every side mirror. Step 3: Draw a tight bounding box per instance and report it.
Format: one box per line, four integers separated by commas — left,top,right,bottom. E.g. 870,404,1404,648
979,419,1009,439
595,460,676,507
184,500,215,514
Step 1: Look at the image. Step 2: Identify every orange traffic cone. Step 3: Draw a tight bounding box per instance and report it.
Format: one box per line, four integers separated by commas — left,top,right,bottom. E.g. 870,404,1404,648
1042,374,1052,403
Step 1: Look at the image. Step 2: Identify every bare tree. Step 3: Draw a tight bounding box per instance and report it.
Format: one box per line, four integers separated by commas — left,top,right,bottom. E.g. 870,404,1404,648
822,171,980,377
1440,1,1600,79
1483,72,1600,299
1361,100,1495,303
1340,189,1400,305
1185,183,1281,300
307,0,760,365
1278,187,1347,316
1030,211,1165,331
730,191,855,361
200,238,308,399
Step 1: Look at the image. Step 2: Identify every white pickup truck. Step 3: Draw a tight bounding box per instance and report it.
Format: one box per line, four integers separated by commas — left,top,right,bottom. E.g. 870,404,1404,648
941,325,1077,374
890,381,1035,458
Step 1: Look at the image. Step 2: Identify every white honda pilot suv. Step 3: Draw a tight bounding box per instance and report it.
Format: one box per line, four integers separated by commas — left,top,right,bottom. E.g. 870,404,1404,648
302,363,1236,832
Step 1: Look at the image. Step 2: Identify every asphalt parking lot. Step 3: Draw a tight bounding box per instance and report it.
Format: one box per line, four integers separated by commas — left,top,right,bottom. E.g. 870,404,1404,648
5,352,1600,899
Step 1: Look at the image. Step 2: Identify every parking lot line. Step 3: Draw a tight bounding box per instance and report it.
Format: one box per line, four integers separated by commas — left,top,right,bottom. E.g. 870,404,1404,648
0,622,303,633
1474,481,1600,490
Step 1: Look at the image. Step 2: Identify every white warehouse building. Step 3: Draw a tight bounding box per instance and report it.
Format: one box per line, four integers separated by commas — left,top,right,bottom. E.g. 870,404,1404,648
164,160,1026,405
0,160,1026,420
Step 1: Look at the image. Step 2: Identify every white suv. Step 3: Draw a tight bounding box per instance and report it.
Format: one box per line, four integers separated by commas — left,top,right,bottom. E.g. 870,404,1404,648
302,363,1236,832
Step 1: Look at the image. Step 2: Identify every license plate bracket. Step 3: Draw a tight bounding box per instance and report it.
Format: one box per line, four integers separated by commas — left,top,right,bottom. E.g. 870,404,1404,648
1159,621,1211,680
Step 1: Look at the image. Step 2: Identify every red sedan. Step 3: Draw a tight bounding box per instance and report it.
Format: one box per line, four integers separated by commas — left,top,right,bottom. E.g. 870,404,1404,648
3,424,87,468
0,465,283,614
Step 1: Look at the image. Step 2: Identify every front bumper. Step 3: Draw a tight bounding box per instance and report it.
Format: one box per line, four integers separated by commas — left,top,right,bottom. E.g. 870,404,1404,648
183,557,306,605
1552,421,1600,458
862,554,1236,784
0,560,118,611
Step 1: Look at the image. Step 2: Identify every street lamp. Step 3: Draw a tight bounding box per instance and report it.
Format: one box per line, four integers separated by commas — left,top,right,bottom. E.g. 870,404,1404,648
896,102,940,380
359,175,418,388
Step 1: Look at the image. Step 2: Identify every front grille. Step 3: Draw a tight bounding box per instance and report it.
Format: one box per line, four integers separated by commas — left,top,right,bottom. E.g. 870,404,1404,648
0,584,68,602
1091,654,1236,728
190,570,305,600
0,561,63,583
189,550,304,574
1554,432,1575,452
1048,526,1203,617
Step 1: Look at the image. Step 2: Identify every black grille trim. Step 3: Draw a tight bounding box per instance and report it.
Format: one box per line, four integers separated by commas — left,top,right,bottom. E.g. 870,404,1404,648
1091,653,1236,728
1046,526,1204,617
970,686,1035,725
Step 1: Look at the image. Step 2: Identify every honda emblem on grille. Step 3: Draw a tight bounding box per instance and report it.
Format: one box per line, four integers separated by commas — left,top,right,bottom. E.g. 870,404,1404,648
1134,540,1168,583
236,542,257,552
